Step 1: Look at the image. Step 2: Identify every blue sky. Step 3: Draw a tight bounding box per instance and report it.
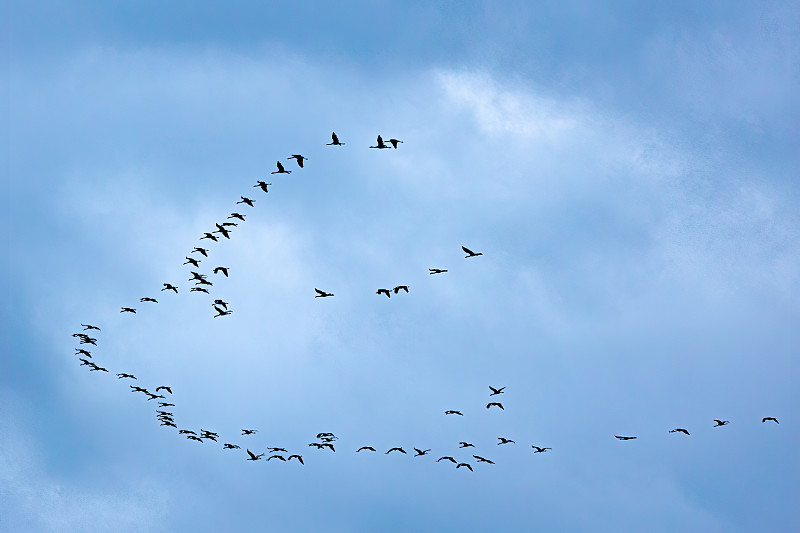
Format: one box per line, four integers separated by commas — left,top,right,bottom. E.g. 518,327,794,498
2,1,798,531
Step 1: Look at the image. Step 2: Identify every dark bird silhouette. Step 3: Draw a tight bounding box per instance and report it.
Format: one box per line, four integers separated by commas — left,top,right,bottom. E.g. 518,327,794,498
489,386,505,396
120,307,136,313
308,443,324,449
75,348,92,357
393,285,409,294
762,417,779,424
456,463,473,471
246,449,264,461
140,297,158,303
268,455,286,461
187,435,203,442
487,402,504,410
130,386,148,393
195,277,213,286
669,428,690,435
242,429,258,435
146,394,165,401
473,455,494,463
189,271,207,281
321,443,335,452
162,283,178,293
386,447,407,454
458,442,475,448
221,222,237,227
155,386,172,394
201,232,218,242
437,456,457,463
713,420,730,427
184,257,200,267
288,155,307,168
356,446,376,452
238,196,256,206
81,324,101,331
497,437,515,445
213,306,232,318
72,333,90,339
531,446,552,453
429,268,448,274
267,448,287,454
615,435,637,440
444,410,463,416
327,132,345,146
80,337,97,345
370,135,390,149
376,288,391,298
179,430,196,435
190,287,209,294
413,448,431,456
161,420,177,428
192,247,208,257
213,266,229,277
228,213,246,221
271,161,291,174
223,443,240,449
214,223,231,239
158,402,174,408
253,181,272,194
201,430,219,438
89,365,108,372
314,288,333,298
214,299,229,310
79,358,93,366
462,246,483,258
316,433,336,439
387,138,403,149
287,454,304,464
116,373,136,379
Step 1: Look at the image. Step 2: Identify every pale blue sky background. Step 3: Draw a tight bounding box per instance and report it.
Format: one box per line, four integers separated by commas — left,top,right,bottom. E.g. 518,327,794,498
2,1,798,531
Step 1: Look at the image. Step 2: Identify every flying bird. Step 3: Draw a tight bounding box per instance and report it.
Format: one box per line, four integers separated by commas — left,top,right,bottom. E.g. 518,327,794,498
213,267,229,277
386,447,407,454
413,448,431,456
487,402,504,410
429,268,448,274
241,429,258,435
140,297,157,303
287,454,304,464
314,288,333,298
75,349,91,357
214,299,229,309
531,446,552,453
228,213,245,221
288,155,308,168
462,246,483,258
120,307,136,313
184,257,200,267
116,373,136,379
187,435,203,442
713,420,730,427
201,232,218,242
246,450,264,461
267,447,287,453
762,417,779,424
238,196,256,206
473,455,494,464
497,437,515,445
393,285,409,294
376,288,391,298
158,402,174,408
669,428,690,435
223,444,240,450
356,446,376,452
437,456,456,463
253,181,272,194
271,161,291,174
456,463,473,471
213,306,232,318
190,287,209,294
458,442,475,448
444,410,463,416
387,138,403,149
81,324,100,331
162,283,178,293
489,386,505,396
214,223,231,239
327,132,345,146
615,435,637,440
192,247,208,257
267,455,286,461
370,135,390,149
155,386,172,394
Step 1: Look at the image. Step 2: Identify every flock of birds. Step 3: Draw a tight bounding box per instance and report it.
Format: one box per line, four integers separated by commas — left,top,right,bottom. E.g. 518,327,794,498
72,132,783,472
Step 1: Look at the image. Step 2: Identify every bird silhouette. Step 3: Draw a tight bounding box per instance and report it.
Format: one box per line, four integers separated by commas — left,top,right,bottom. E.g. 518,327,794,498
429,268,448,274
413,448,431,456
458,442,475,448
288,155,308,168
376,288,391,298
158,402,175,408
268,455,286,461
489,386,505,396
238,196,256,206
213,266,229,277
179,430,196,435
75,348,91,357
370,135,390,149
473,455,494,463
314,288,333,298
456,463,473,471
201,232,218,242
89,365,108,372
214,299,229,309
669,428,690,435
393,285,409,294
462,246,483,258
120,307,136,313
253,181,271,194
356,446,376,452
287,454,304,464
615,435,637,440
228,213,246,222
531,446,552,453
187,435,203,442
497,437,515,445
184,257,200,267
81,324,100,331
762,417,779,424
327,132,345,146
387,138,403,149
437,456,456,463
116,373,136,379
242,429,258,435
271,161,291,174
444,410,463,416
214,223,231,239
713,420,730,427
162,283,178,293
386,447,407,454
140,297,158,303
192,247,209,257
246,450,264,461
267,447,287,453
487,402,504,410
223,444,240,449
155,386,172,394
190,287,209,294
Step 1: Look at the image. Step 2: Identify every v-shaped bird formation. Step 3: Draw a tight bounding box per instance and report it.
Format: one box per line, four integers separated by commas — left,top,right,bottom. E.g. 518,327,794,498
70,132,783,472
